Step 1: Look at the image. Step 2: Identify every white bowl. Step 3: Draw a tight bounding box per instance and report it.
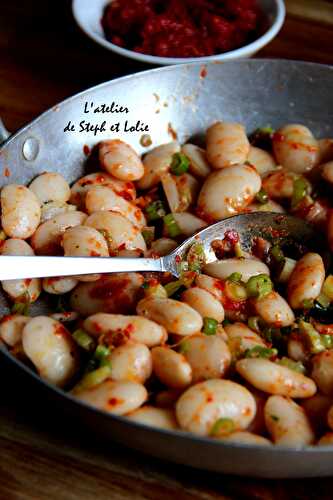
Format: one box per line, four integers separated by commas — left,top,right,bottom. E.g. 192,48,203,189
72,0,286,66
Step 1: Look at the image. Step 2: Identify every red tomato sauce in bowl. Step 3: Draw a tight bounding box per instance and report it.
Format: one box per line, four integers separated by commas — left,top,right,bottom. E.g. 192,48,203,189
101,0,265,59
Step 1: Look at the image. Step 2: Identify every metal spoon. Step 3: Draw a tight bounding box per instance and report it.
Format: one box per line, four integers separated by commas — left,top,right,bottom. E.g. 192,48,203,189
0,213,318,281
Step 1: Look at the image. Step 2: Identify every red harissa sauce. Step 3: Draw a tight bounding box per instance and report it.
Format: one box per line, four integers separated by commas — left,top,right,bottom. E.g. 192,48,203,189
102,0,264,58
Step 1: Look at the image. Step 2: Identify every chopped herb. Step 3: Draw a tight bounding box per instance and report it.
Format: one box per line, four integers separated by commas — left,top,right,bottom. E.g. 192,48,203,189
203,317,218,336
222,319,231,327
245,346,278,359
248,316,264,333
227,272,242,283
72,329,95,352
291,177,311,208
11,301,30,316
179,341,190,354
170,152,190,176
255,188,269,204
246,274,273,299
145,200,166,222
163,213,181,238
210,418,235,437
321,334,333,349
302,299,314,310
73,366,112,393
299,320,325,354
234,242,243,258
143,282,168,299
270,245,285,263
187,242,205,273
316,293,331,309
141,228,154,247
225,280,247,301
94,345,111,361
164,280,183,297
277,357,306,374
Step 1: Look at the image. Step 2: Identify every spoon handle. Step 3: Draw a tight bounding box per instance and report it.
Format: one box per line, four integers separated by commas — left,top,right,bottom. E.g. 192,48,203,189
0,255,166,280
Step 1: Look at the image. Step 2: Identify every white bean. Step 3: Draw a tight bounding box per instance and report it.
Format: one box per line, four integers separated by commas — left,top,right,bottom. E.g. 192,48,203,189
252,291,295,327
273,124,319,174
148,238,178,257
31,211,87,255
29,173,70,204
1,185,40,239
126,406,178,430
262,169,295,199
206,122,250,169
161,173,199,213
195,274,224,301
287,338,307,362
99,139,144,181
181,287,224,322
70,172,136,208
63,225,109,257
264,395,315,445
110,342,152,383
85,185,146,228
236,358,316,398
302,394,333,433
287,253,325,309
204,257,269,283
311,351,333,396
172,212,207,237
40,201,76,223
246,200,285,214
22,316,78,387
151,346,192,389
197,165,261,221
247,146,277,177
321,161,333,184
84,211,146,253
137,142,180,190
318,138,333,163
137,297,203,336
70,273,144,316
43,277,78,295
1,239,41,302
216,431,272,446
182,144,211,178
318,432,333,445
224,322,266,353
182,334,231,382
0,314,30,347
176,379,256,436
83,313,167,347
76,380,147,415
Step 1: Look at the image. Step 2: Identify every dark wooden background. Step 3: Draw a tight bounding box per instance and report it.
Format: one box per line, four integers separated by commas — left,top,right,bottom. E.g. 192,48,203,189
1,1,333,498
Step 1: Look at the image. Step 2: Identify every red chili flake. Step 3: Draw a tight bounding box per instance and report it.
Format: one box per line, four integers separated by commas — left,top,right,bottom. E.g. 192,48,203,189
206,394,213,402
124,323,135,337
200,66,207,78
175,255,181,264
54,323,70,338
273,132,285,142
83,145,90,156
224,229,239,244
24,279,32,286
90,250,101,256
3,167,10,177
108,398,119,406
167,123,178,141
117,243,126,251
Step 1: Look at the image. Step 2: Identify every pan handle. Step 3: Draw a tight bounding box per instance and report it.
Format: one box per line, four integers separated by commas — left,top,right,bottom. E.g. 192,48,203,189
0,118,10,145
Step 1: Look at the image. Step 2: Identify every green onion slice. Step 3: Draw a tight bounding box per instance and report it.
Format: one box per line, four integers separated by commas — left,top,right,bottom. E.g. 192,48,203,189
73,366,112,393
72,329,95,352
163,214,181,238
277,357,306,374
245,346,278,359
203,317,218,336
299,320,325,354
255,188,269,204
145,200,166,222
291,177,311,208
210,418,235,437
246,274,273,299
227,272,242,283
164,280,183,297
170,153,190,176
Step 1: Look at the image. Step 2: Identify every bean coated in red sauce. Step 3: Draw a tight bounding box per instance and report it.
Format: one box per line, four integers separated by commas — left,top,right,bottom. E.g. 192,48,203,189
102,0,264,58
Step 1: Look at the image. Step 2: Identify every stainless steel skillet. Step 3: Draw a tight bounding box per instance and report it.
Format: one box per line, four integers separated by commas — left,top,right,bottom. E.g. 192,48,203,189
1,59,333,478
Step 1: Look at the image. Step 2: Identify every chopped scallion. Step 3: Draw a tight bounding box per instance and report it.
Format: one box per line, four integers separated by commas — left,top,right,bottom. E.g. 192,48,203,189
245,346,278,359
210,418,235,437
321,334,333,349
170,153,190,176
316,292,331,309
72,329,95,352
246,274,273,299
203,317,218,336
255,188,269,204
302,299,314,310
164,280,183,297
234,242,243,258
11,301,30,316
291,177,311,208
299,320,325,354
270,245,285,263
163,213,181,238
145,200,166,222
277,357,306,374
73,366,112,393
227,272,242,283
248,316,264,333
141,228,154,247
225,280,247,301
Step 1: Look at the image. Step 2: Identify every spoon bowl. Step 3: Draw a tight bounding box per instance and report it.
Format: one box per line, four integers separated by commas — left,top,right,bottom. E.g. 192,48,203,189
0,213,319,281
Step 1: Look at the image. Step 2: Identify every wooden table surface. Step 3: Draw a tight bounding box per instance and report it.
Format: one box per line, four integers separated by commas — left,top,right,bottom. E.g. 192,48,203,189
1,1,333,498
